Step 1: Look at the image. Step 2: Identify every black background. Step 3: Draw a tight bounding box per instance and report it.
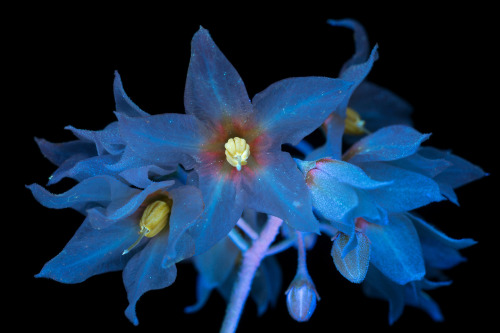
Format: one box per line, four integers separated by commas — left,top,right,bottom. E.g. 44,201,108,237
12,3,496,332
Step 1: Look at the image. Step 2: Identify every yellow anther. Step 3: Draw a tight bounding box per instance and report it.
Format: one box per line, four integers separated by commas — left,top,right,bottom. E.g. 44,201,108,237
122,199,172,255
344,107,369,135
225,137,250,171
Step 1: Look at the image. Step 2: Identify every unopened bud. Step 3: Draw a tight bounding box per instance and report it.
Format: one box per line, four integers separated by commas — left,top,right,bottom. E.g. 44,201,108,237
285,273,320,322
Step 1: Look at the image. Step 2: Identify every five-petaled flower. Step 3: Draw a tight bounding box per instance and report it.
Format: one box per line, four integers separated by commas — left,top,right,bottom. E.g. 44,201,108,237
116,27,354,265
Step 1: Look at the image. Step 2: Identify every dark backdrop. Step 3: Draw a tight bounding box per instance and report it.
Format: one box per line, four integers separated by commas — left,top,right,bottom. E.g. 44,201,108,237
14,3,495,332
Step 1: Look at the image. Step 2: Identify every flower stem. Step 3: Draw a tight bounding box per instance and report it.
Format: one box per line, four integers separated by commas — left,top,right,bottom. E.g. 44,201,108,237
220,215,283,333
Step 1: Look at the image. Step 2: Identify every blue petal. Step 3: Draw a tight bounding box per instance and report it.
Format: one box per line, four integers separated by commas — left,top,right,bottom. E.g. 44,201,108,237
247,151,319,233
163,184,207,265
118,164,176,189
327,19,371,74
348,81,413,132
113,71,149,117
65,122,124,156
408,213,476,269
365,213,425,284
35,217,140,283
419,146,486,189
313,158,391,189
306,167,358,228
331,232,370,283
86,180,175,229
27,175,136,214
250,256,282,315
306,112,345,160
48,154,121,185
192,236,239,290
117,112,208,169
362,265,405,324
344,125,430,163
123,233,177,325
360,162,445,212
184,27,252,126
252,76,353,146
35,137,96,167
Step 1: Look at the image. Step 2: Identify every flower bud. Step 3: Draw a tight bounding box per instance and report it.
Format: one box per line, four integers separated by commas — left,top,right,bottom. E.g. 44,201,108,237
285,273,320,322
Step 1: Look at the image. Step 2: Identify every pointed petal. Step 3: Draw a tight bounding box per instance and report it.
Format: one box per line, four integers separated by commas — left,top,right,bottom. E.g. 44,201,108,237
113,71,149,117
47,154,121,185
123,234,177,325
419,146,486,189
86,180,175,229
344,125,430,163
314,158,391,189
35,137,96,167
364,214,425,284
362,265,405,325
252,76,353,146
184,27,252,126
327,19,371,74
409,213,476,269
118,164,176,189
247,151,319,233
250,256,282,315
332,232,370,283
65,122,124,156
116,112,208,169
27,175,136,214
163,184,208,265
306,112,345,160
361,162,445,212
348,81,413,132
192,236,239,288
36,217,139,283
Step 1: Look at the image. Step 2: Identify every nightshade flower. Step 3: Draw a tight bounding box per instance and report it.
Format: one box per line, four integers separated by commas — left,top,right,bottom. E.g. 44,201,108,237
116,27,354,265
304,19,413,160
27,176,204,325
35,71,175,189
362,213,476,324
297,124,485,321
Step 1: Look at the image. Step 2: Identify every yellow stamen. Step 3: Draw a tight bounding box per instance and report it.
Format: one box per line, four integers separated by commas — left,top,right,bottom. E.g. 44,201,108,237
344,107,369,135
225,137,250,171
122,199,172,255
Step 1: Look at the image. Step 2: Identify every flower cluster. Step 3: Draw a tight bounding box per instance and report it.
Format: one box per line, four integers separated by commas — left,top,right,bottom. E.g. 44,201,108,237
27,19,485,331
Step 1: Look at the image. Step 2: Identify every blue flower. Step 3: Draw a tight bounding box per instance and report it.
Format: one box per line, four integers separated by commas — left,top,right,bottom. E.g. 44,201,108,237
35,71,175,189
297,123,485,321
116,26,355,265
27,176,203,325
362,213,476,324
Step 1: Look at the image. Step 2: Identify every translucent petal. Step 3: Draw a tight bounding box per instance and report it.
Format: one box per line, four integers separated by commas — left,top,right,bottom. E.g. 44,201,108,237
246,151,319,233
409,213,476,269
348,81,413,133
327,19,371,74
192,236,239,289
65,122,124,156
35,217,140,283
27,175,135,214
113,71,149,117
163,184,210,265
365,214,425,284
252,76,353,146
344,125,430,163
314,158,391,189
116,112,208,169
360,162,445,212
419,146,486,189
184,27,252,126
35,137,96,167
362,265,405,324
123,233,177,325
